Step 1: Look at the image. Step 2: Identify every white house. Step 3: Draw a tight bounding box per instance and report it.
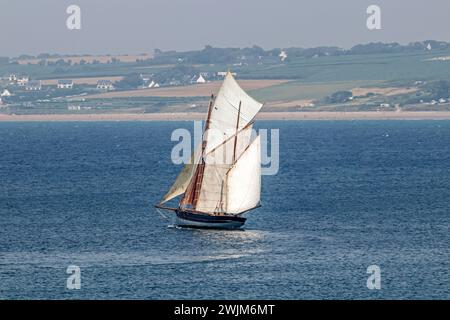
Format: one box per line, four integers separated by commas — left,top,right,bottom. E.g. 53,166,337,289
1,89,12,97
67,105,81,111
57,79,74,89
439,98,447,104
279,50,288,62
196,74,206,84
17,76,29,86
217,71,237,77
8,74,17,83
96,80,114,90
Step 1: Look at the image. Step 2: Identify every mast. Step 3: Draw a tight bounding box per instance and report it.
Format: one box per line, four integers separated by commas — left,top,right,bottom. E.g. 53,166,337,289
180,94,214,208
232,101,242,164
203,94,214,156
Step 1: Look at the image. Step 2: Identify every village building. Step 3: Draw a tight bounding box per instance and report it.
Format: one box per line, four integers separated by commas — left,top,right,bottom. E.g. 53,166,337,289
196,74,206,84
145,80,160,88
17,76,29,86
96,80,114,90
57,79,74,89
8,74,17,83
279,50,288,62
217,71,237,77
67,105,81,111
1,89,12,97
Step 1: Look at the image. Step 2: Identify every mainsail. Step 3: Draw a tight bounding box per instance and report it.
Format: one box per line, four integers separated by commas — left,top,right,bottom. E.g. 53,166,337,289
194,124,254,213
159,72,262,215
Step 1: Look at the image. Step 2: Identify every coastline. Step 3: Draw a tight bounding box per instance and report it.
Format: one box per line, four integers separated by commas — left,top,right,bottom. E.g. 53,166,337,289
1,111,450,122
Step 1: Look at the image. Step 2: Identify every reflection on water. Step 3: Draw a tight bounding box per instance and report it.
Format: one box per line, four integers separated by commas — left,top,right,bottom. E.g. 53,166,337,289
170,225,268,244
0,249,264,268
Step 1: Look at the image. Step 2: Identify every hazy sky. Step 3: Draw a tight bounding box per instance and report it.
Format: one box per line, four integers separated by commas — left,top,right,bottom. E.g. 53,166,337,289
1,0,450,56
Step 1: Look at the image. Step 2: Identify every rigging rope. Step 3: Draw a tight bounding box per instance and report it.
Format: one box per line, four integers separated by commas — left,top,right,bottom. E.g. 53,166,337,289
155,207,169,220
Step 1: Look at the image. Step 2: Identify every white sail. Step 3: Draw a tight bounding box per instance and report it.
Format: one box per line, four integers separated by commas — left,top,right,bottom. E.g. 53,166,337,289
226,135,261,214
204,72,263,155
160,143,202,204
194,125,253,212
161,72,263,216
192,72,262,213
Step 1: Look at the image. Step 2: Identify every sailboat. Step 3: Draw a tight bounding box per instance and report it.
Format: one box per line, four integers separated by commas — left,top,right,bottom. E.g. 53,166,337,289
155,72,263,229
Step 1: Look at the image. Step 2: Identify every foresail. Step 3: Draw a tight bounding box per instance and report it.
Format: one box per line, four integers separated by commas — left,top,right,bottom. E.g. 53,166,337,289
159,143,202,204
226,135,261,214
204,72,263,155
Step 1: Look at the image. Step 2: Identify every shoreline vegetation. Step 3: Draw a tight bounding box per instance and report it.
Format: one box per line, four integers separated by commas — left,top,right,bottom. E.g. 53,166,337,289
1,111,450,122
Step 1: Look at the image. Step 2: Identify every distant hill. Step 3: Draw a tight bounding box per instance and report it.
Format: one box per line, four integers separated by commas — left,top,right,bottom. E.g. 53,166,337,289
148,40,450,65
10,40,450,66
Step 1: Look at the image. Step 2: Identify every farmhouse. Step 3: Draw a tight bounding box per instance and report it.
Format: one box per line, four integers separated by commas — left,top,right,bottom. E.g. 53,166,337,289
17,76,29,86
57,79,74,89
26,80,42,91
97,80,114,90
217,71,237,77
1,89,12,97
146,80,160,88
196,74,206,84
67,105,81,111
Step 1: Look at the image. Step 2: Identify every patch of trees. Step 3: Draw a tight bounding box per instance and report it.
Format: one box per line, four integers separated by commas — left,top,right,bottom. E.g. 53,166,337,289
153,65,199,85
425,80,450,100
147,45,279,65
115,73,144,89
326,91,353,104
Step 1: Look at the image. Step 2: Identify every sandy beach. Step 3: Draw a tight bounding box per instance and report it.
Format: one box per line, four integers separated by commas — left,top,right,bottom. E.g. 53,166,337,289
1,111,450,122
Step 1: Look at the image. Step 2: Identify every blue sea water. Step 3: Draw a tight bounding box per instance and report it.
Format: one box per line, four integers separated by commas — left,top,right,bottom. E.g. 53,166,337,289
0,120,449,300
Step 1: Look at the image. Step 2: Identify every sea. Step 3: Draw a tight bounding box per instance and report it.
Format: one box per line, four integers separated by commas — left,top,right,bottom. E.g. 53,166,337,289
0,120,449,299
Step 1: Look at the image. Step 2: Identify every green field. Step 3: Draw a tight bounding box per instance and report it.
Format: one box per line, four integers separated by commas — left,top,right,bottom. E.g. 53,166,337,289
249,80,380,102
237,49,450,83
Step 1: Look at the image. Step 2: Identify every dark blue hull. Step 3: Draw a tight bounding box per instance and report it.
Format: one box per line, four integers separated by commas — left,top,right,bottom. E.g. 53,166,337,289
175,209,246,229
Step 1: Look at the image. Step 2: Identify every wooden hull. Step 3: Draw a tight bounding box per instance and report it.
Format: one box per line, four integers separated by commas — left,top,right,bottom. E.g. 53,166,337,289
175,209,246,229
